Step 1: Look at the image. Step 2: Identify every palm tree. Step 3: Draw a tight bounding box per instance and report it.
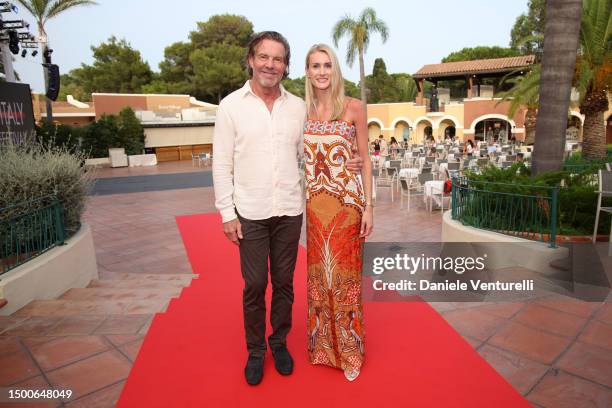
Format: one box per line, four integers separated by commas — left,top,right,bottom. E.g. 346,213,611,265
332,7,389,109
16,0,98,123
497,65,541,145
575,0,611,160
532,0,582,175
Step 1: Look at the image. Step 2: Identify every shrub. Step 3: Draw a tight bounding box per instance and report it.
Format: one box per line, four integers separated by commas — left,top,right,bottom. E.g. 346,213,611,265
36,121,84,152
81,107,144,158
463,163,610,236
0,139,96,237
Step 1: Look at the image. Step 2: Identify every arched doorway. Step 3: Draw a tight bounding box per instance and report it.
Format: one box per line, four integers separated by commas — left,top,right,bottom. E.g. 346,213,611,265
439,119,456,141
394,120,411,144
566,115,583,141
415,119,434,144
368,121,382,141
475,118,512,143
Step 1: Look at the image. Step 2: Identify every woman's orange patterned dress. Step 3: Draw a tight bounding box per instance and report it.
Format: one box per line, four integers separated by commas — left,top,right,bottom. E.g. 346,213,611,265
304,119,365,377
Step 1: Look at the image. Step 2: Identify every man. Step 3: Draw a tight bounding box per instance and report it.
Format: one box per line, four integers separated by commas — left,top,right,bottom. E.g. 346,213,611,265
213,31,361,386
378,134,388,158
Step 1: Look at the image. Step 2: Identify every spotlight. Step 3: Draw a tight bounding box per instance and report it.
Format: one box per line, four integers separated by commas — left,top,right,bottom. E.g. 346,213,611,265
31,50,38,57
8,30,19,54
21,49,26,58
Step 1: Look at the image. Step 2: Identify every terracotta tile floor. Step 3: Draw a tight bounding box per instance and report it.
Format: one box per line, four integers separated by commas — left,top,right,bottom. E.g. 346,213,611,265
0,161,610,407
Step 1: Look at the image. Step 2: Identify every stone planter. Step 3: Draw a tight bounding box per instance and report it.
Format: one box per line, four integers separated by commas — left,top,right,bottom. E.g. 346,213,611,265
0,223,98,315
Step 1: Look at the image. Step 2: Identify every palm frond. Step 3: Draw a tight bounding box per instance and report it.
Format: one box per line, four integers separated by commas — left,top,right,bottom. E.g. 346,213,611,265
345,42,356,67
497,64,541,117
47,0,98,20
331,16,354,48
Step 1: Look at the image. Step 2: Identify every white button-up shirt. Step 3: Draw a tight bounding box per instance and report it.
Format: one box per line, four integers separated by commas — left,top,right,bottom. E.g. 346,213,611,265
213,81,307,223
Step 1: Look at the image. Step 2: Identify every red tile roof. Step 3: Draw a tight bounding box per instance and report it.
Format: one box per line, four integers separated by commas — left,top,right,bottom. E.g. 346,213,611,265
413,55,536,79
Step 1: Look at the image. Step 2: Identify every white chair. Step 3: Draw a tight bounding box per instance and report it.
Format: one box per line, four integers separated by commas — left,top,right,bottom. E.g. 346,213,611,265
399,177,413,211
375,167,397,202
592,169,612,255
191,152,201,167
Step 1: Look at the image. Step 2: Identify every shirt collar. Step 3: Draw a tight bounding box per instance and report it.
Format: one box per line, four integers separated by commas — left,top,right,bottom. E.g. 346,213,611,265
241,80,288,100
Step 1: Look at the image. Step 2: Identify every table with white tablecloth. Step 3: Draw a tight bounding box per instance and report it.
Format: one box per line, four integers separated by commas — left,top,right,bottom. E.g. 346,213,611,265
424,180,445,201
399,168,419,179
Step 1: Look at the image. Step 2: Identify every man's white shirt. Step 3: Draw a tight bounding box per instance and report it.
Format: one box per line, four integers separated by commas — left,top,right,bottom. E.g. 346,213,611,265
213,81,307,223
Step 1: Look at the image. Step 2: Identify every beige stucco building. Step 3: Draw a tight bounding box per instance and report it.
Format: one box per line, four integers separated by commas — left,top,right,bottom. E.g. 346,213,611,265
366,55,603,145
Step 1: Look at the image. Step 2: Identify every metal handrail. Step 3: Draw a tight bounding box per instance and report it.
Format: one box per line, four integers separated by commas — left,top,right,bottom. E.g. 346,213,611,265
0,196,66,275
451,177,558,247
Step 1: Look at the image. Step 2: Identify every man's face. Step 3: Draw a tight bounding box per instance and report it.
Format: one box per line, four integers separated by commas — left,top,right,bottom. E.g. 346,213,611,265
248,39,287,90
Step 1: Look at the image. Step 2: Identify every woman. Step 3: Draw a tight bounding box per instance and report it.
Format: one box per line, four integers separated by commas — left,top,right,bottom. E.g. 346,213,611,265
303,44,373,381
389,137,400,149
466,139,474,157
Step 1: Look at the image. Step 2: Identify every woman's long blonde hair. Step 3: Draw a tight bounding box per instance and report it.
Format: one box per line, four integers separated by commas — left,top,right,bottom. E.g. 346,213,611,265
304,44,345,121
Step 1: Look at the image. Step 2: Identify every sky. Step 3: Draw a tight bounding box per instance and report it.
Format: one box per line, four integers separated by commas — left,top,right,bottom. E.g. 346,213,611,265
8,0,529,94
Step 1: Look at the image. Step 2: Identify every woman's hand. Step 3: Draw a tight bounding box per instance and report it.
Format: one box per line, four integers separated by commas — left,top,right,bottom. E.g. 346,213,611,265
360,206,373,238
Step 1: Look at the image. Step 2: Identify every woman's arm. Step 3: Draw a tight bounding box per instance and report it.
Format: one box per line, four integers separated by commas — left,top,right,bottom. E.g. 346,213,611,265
348,98,373,237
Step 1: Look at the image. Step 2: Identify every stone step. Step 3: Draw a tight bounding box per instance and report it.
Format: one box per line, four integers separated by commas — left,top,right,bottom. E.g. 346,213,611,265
14,299,169,317
60,287,183,301
99,272,198,282
88,279,191,290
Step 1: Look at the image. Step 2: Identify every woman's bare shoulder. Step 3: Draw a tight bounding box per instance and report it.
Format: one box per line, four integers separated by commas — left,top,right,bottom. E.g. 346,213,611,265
345,97,364,119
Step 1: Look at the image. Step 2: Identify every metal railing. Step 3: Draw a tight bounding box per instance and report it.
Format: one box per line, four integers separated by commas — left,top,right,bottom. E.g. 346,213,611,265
451,178,559,247
0,196,66,275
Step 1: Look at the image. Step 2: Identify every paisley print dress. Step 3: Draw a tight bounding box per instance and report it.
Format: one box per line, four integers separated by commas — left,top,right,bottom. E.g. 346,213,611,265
304,119,365,376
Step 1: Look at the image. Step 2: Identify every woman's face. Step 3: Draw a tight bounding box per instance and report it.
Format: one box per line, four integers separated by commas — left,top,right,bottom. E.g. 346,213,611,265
307,51,332,90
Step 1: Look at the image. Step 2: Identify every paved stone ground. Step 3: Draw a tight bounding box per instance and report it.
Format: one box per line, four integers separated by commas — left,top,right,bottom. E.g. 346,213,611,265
0,161,610,407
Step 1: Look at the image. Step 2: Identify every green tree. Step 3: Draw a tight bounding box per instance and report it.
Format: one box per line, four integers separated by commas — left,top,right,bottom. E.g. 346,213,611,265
365,58,396,102
81,115,118,158
116,107,145,155
391,73,417,102
191,43,248,102
151,14,254,102
442,46,521,63
154,41,195,95
189,14,253,48
510,0,546,58
80,108,144,158
365,59,416,103
68,36,153,94
282,77,306,98
344,79,361,98
532,0,582,175
57,73,89,101
575,0,612,160
332,7,389,109
15,0,98,123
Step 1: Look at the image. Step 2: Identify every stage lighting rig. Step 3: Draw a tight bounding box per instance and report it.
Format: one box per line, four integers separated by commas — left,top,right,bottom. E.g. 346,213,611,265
0,2,18,13
0,19,28,29
7,28,18,54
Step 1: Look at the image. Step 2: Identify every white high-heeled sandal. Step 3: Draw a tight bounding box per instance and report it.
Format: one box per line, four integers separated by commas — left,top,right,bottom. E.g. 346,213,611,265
344,368,360,381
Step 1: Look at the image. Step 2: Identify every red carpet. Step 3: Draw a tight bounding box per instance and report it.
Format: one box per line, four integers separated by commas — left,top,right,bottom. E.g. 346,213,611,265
117,213,529,407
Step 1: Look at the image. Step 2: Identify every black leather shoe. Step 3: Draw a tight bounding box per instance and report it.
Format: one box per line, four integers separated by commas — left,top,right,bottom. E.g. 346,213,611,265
244,355,264,385
271,346,293,375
